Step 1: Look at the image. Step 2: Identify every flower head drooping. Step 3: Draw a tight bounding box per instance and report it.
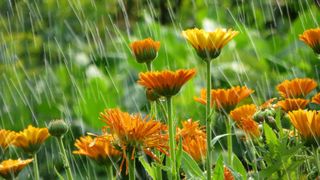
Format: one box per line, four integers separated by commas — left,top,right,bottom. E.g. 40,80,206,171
276,98,309,112
0,159,33,179
100,109,168,172
312,92,320,104
276,78,317,98
182,28,239,61
299,28,320,54
177,119,206,162
13,125,50,154
73,135,121,165
288,110,320,145
138,69,196,97
230,104,260,137
0,130,16,150
130,38,160,64
194,86,254,112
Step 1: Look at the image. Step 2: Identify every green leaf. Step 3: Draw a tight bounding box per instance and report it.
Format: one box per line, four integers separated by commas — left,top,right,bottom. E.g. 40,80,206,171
308,102,320,111
138,156,156,179
263,123,279,153
211,134,232,147
181,151,205,179
212,154,224,180
176,138,183,171
232,155,247,180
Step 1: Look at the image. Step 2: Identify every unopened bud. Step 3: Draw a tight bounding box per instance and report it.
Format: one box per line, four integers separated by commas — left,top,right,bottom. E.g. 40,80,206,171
48,119,69,138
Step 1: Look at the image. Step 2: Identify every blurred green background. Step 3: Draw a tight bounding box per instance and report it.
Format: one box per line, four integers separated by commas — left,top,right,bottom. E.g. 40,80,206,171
0,0,320,178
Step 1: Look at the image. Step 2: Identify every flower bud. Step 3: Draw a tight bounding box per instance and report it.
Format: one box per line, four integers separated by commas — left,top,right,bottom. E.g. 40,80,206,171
48,119,69,138
130,38,160,64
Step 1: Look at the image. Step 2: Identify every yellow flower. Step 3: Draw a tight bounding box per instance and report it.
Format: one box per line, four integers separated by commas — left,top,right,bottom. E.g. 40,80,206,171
299,28,320,54
73,135,121,165
177,119,206,162
138,69,196,97
0,159,33,179
0,130,16,149
194,86,254,112
312,92,320,104
100,109,168,173
276,78,317,98
13,125,50,154
182,28,239,60
288,110,320,144
230,104,260,137
130,38,160,64
276,98,309,112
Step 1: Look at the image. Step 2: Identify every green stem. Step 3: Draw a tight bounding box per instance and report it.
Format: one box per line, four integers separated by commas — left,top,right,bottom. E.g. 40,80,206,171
33,153,40,180
128,151,136,180
57,137,73,180
146,62,152,71
106,165,114,180
205,61,212,179
151,102,162,180
166,96,177,180
156,100,168,121
315,147,320,174
226,116,233,165
247,139,258,173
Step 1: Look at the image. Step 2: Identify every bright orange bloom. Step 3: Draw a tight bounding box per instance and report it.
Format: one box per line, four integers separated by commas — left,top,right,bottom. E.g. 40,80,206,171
288,110,320,140
13,125,50,154
138,69,196,97
194,86,254,112
182,28,239,60
73,135,121,165
182,136,207,162
100,109,168,172
230,104,260,137
177,119,207,162
0,130,16,149
276,98,309,112
176,119,206,139
130,38,160,63
260,98,277,110
276,78,317,98
299,28,320,54
312,92,320,104
224,167,235,180
0,159,33,179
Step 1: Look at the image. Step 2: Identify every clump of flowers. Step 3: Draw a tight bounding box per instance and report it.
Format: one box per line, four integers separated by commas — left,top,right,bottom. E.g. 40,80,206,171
130,38,160,64
194,86,254,113
0,159,33,179
276,78,317,98
100,108,168,172
73,135,121,165
138,69,196,98
182,28,239,61
299,28,320,54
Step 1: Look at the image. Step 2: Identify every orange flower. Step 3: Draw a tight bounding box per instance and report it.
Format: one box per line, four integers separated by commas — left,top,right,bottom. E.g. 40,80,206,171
182,28,239,60
138,69,196,97
13,125,50,154
299,28,320,54
276,98,309,112
276,78,317,98
130,38,160,63
0,130,16,149
100,108,168,172
230,104,260,137
312,92,320,104
73,135,121,165
177,119,207,162
0,159,33,179
224,167,234,180
194,86,254,112
176,119,206,139
260,98,277,110
182,136,207,162
288,110,320,140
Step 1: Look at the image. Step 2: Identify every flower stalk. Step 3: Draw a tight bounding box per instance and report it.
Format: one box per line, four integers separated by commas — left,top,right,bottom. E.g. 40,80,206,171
128,151,136,180
57,137,73,180
33,153,40,180
166,96,177,180
205,61,212,179
226,116,233,165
